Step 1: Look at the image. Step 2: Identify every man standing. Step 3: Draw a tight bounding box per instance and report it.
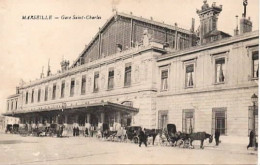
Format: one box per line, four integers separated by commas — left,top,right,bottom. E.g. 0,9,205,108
139,128,147,147
215,129,220,146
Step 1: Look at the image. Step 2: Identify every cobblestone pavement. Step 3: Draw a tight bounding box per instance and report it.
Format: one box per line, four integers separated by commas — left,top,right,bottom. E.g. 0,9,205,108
0,133,257,164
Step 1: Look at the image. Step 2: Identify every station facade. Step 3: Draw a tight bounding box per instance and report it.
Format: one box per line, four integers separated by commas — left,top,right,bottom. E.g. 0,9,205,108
3,1,258,137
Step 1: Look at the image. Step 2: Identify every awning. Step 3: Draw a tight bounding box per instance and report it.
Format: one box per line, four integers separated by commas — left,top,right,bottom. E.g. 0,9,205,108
2,101,139,117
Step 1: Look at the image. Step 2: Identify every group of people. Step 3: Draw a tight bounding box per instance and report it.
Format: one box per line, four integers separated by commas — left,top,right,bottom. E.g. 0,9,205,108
73,127,80,136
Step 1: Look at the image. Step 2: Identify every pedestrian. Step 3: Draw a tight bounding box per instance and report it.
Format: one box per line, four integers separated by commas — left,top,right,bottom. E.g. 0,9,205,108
85,127,89,137
73,127,76,136
139,128,147,147
76,127,79,136
215,129,220,146
90,125,94,137
247,130,255,149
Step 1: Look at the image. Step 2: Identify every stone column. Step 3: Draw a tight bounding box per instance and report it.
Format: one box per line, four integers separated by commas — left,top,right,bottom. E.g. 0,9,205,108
38,116,43,127
85,113,91,129
64,115,68,126
114,111,121,131
98,112,105,129
74,114,79,127
56,115,59,124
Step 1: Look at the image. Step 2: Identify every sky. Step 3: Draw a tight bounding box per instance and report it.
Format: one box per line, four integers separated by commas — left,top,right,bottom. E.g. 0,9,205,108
0,0,259,114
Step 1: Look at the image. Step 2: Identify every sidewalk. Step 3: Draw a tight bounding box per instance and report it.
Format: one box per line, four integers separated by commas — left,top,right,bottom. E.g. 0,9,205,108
204,135,258,155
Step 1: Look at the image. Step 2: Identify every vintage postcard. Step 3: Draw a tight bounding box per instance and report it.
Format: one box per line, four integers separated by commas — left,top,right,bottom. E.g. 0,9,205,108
0,0,259,164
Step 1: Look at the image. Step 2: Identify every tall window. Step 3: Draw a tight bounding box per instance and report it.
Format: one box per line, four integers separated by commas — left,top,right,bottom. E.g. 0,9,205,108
44,86,48,101
81,75,86,94
61,81,65,98
70,79,75,96
15,100,17,110
31,89,34,103
182,109,195,133
215,58,225,83
185,64,194,87
52,84,56,100
11,101,13,110
212,108,227,135
161,70,168,91
37,89,41,102
25,92,28,104
252,51,259,79
7,101,9,111
108,68,114,89
158,110,168,129
94,72,99,92
124,63,131,86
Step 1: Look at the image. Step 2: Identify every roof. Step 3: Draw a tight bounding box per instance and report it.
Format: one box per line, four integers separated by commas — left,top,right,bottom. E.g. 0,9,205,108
204,30,231,38
72,12,192,67
2,101,139,117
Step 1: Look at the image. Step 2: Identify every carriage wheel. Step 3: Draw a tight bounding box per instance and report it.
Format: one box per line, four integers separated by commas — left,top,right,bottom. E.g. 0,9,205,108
133,137,139,144
177,139,184,147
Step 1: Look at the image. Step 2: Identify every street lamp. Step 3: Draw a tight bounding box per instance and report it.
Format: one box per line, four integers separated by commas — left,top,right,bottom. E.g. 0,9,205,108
251,93,258,148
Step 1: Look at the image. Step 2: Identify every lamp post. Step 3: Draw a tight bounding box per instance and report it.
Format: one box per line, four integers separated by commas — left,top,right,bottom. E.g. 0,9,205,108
251,93,258,148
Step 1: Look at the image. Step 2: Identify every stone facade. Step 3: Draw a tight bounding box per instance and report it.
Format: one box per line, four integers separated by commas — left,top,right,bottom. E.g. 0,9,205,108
3,2,259,137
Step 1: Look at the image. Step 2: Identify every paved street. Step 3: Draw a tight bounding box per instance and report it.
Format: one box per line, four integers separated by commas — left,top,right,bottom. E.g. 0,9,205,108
0,133,257,164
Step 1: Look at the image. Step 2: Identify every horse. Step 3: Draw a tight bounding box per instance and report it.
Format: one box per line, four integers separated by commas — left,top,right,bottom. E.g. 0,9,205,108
188,132,213,149
144,129,160,145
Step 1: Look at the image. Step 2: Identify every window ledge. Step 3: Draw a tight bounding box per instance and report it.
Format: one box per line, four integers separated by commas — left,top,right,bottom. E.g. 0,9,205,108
107,88,114,91
185,86,194,89
251,77,259,81
160,89,168,92
124,85,131,88
214,82,225,85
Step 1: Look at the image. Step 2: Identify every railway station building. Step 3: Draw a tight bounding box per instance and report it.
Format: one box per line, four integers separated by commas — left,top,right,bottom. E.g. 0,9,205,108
3,1,258,137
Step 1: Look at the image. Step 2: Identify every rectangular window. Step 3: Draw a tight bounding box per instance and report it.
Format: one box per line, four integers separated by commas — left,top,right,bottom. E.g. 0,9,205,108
7,101,9,111
108,68,114,89
212,108,227,135
11,101,13,110
215,58,225,83
124,63,131,86
31,89,34,103
15,100,17,109
70,79,75,96
61,81,65,98
161,70,168,90
81,75,86,94
182,109,195,133
52,84,56,100
94,72,99,92
44,86,48,101
185,64,194,87
25,92,28,104
37,89,41,102
252,51,259,79
158,110,168,129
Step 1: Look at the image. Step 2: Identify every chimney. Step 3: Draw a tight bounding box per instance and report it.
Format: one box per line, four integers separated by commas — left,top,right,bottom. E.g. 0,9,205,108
16,87,20,94
240,0,252,34
190,18,195,32
234,15,239,36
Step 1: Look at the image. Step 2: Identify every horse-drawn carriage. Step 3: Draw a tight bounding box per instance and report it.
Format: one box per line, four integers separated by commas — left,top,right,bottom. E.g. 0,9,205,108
156,124,213,149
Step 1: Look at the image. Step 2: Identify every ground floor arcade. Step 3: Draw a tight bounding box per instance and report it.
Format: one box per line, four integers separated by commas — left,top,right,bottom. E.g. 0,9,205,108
9,102,138,136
